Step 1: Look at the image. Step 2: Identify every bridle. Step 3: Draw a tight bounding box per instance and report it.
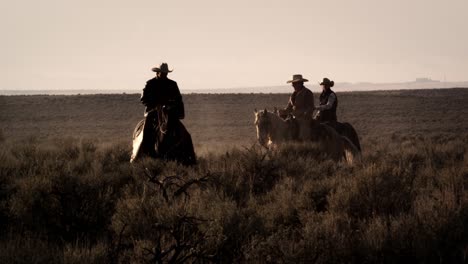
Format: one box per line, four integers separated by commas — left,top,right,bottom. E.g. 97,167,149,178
156,107,169,135
146,105,169,135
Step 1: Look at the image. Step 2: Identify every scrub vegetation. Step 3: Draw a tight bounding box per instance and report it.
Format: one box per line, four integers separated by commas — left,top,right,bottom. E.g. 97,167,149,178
0,88,467,263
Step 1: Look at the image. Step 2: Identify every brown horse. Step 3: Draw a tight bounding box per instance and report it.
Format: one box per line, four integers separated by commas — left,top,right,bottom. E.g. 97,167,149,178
254,109,360,164
277,108,361,152
131,106,196,165
320,121,361,152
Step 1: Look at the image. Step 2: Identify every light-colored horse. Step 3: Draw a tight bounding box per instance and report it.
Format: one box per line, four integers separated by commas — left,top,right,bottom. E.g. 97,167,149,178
254,109,361,164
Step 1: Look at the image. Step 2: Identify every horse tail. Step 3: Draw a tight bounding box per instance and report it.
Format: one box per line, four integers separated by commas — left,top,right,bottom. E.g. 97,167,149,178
341,136,361,165
341,122,361,152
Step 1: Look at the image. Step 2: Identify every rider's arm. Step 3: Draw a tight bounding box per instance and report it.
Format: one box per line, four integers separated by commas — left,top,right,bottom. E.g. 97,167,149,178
315,93,336,111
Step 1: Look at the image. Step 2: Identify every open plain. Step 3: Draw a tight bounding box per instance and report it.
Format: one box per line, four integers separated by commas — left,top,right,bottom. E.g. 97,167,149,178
0,88,467,263
1,88,467,152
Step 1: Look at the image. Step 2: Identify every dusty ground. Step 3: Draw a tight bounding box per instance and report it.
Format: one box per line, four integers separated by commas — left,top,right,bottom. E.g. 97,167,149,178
1,88,467,154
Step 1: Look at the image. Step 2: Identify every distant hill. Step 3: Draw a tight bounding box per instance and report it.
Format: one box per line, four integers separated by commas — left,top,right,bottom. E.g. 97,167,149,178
1,81,467,95
189,81,468,94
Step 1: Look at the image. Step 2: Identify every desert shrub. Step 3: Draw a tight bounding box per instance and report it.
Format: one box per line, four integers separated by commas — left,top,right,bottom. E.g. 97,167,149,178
329,161,418,219
63,242,108,264
254,178,302,230
244,227,305,263
112,172,226,263
2,138,132,243
53,137,81,160
100,142,131,173
409,189,468,262
0,235,62,264
0,135,467,263
297,178,335,212
0,146,15,234
9,172,117,242
204,145,283,205
244,212,355,263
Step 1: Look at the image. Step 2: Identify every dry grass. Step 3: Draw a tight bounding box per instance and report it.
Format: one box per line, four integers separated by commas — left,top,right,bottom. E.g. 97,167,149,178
0,89,467,263
1,88,468,152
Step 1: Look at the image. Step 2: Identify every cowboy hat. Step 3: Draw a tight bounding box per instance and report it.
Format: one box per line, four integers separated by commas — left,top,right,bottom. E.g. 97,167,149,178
319,78,334,87
287,74,309,83
152,62,173,73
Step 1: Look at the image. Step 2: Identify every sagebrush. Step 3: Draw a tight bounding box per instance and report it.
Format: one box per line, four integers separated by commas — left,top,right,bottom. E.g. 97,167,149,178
0,134,467,263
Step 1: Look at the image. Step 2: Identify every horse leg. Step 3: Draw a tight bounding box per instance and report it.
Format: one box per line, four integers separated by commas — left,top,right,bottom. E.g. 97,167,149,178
164,120,197,166
341,136,361,165
182,132,197,165
140,116,159,158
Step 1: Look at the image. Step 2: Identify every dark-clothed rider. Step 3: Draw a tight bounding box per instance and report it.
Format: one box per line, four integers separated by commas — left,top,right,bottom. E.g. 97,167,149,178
281,74,314,119
140,62,185,157
141,63,184,119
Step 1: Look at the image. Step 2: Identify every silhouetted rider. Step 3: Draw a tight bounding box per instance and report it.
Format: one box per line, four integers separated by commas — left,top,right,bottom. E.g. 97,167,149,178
281,74,315,119
140,62,185,158
141,63,184,119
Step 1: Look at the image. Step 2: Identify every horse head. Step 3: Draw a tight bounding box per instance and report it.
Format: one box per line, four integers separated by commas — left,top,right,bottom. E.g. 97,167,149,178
254,108,272,147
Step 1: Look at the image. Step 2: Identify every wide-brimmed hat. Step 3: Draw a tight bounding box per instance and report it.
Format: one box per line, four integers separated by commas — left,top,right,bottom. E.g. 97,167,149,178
319,78,334,87
287,74,309,83
152,63,173,73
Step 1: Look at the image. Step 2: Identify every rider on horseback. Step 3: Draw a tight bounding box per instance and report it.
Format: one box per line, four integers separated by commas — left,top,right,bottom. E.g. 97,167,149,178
281,74,315,119
274,75,360,151
140,63,193,158
141,63,184,120
313,77,361,151
279,74,315,140
314,77,345,135
315,78,338,122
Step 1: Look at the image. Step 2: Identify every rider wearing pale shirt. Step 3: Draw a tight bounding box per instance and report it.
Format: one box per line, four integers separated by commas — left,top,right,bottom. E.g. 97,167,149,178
315,77,338,122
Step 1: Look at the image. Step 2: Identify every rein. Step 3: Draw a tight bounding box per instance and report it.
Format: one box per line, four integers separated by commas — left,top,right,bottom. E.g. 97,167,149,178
157,107,169,135
146,106,169,135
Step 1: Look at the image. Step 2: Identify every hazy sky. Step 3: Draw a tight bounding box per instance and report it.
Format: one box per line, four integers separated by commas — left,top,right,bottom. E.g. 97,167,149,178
1,0,467,91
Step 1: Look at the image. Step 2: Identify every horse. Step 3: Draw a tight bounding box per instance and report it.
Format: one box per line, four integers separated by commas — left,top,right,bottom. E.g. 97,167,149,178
320,121,361,152
254,109,360,164
131,106,196,165
277,108,361,152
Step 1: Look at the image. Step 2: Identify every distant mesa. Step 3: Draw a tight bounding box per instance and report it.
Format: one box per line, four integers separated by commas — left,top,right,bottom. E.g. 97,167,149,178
414,78,440,83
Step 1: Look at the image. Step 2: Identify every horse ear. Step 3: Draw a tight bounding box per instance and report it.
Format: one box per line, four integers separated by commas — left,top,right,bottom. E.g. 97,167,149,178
254,108,257,114
264,108,267,113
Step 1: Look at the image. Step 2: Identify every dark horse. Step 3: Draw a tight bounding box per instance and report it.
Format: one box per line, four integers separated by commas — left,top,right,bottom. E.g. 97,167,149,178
321,121,361,152
131,106,196,165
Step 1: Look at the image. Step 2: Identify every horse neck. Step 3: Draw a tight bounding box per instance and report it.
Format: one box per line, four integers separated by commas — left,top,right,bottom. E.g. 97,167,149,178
267,114,288,141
